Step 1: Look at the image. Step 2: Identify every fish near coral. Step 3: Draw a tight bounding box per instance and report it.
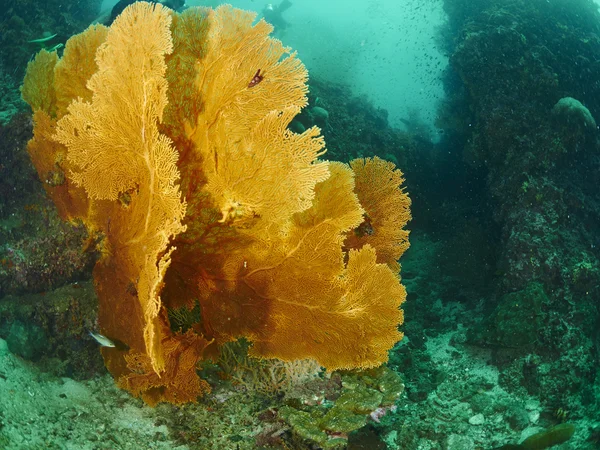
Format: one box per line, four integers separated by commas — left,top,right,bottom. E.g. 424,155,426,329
494,423,576,449
89,331,115,348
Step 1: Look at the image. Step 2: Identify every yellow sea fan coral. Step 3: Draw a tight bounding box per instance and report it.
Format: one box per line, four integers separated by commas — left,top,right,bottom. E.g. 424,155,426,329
189,5,309,140
163,7,211,140
53,2,187,375
21,50,58,117
54,3,175,203
118,324,212,406
181,5,326,228
26,110,90,221
22,1,411,405
205,162,403,370
210,107,330,226
22,25,109,223
54,24,108,118
346,157,412,272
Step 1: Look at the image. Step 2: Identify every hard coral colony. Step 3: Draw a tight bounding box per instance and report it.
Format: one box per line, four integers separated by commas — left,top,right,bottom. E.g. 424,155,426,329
20,2,411,405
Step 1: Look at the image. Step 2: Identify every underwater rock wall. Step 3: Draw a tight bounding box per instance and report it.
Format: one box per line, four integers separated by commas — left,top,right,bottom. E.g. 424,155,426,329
440,0,600,406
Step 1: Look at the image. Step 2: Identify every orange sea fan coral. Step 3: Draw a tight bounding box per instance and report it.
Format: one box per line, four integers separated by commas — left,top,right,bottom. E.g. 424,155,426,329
345,157,412,272
185,162,401,370
21,50,58,117
179,5,328,231
54,24,109,118
22,1,411,405
62,3,186,377
117,322,212,406
22,25,109,223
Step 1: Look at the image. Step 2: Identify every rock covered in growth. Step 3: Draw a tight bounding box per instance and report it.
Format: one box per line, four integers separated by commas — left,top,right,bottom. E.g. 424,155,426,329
440,0,600,406
0,114,96,298
552,97,597,130
0,281,104,378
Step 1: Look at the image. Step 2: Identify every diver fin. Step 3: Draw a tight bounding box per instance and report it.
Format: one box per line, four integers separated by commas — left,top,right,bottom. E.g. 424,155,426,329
279,0,293,13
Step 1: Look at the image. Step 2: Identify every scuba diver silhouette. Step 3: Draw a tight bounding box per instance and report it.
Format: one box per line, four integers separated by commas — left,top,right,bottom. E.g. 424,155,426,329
262,0,293,34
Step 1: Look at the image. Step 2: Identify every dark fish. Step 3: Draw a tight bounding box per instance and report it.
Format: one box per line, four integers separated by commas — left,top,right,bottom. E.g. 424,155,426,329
494,423,575,450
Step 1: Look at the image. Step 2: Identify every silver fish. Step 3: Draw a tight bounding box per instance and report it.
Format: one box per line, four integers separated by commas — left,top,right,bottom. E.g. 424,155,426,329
89,331,116,348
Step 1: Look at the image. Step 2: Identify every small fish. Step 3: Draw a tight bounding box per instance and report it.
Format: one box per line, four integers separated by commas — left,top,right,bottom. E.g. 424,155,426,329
89,331,116,348
493,423,575,450
28,33,57,44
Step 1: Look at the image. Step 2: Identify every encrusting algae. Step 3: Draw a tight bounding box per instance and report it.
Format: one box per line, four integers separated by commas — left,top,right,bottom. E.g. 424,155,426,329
20,2,411,406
